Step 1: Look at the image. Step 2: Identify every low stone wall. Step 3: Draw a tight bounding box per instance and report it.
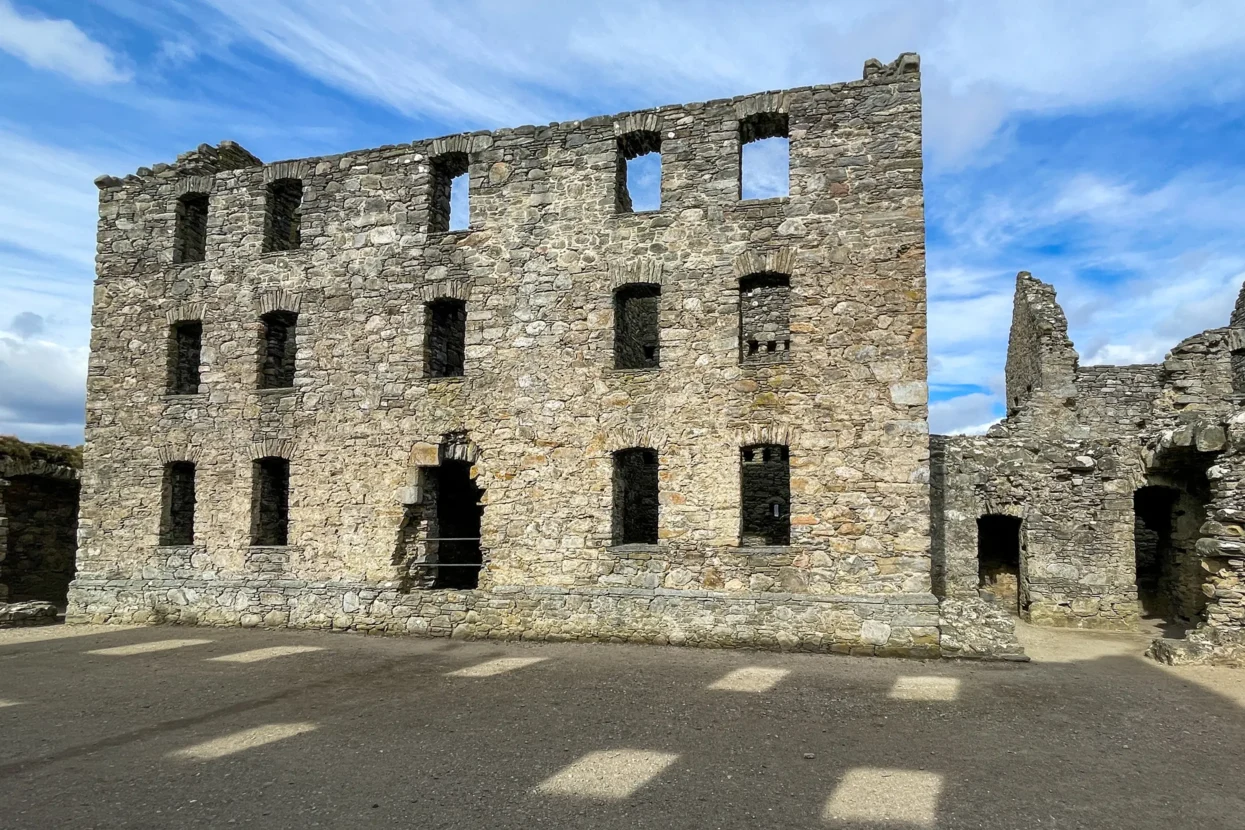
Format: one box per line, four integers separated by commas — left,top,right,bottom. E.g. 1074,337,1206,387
0,600,58,628
67,575,941,657
938,597,1027,660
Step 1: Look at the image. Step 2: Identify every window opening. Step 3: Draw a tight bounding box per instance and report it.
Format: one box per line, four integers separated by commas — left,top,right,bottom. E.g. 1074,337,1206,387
740,112,789,200
167,320,202,395
251,457,290,546
613,448,659,545
616,131,662,213
739,272,791,364
263,178,302,252
258,310,297,389
430,460,484,589
160,461,196,546
425,299,466,377
741,444,790,546
430,152,470,233
614,283,661,369
173,192,209,263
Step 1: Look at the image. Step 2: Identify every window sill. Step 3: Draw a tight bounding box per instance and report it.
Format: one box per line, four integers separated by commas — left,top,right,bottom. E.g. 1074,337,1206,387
424,374,466,382
163,392,207,400
733,196,790,207
170,259,207,268
248,545,295,552
607,366,661,375
429,227,478,240
259,248,304,258
611,208,663,218
740,356,792,367
736,545,792,554
255,386,297,395
155,544,203,551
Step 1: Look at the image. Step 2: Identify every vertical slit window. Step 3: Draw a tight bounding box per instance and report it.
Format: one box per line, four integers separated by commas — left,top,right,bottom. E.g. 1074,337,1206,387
263,178,302,252
251,457,290,546
258,310,297,389
425,299,466,378
173,192,209,263
429,152,470,233
741,444,790,546
615,130,662,213
739,272,791,364
613,448,659,545
167,320,203,395
739,112,789,200
160,461,196,546
614,283,661,369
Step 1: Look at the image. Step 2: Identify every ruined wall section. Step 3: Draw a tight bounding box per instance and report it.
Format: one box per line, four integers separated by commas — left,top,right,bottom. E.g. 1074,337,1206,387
1004,272,1080,433
1074,364,1162,440
0,442,81,606
1154,328,1237,418
73,56,934,654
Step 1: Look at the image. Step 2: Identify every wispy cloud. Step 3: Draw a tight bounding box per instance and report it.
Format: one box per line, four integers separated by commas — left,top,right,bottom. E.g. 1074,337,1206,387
0,0,131,84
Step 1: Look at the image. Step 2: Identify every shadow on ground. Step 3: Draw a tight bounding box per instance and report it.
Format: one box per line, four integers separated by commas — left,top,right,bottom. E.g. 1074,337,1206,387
1,623,1242,829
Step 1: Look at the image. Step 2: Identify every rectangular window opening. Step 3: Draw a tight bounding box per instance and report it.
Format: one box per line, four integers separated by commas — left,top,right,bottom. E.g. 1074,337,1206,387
739,273,791,364
741,444,790,546
614,283,661,369
430,152,470,234
173,192,209,263
167,320,203,395
740,112,789,200
425,299,466,377
251,457,290,546
977,514,1022,614
160,461,196,546
615,131,662,213
613,448,659,545
258,311,297,389
263,178,302,253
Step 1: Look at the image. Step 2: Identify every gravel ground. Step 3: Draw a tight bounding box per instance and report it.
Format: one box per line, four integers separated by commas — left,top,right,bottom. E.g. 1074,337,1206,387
1,622,1242,829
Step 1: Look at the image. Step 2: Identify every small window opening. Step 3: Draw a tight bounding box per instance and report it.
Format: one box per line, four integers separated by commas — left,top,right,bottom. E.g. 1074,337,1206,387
977,514,1022,614
616,130,662,213
426,298,466,377
614,283,661,369
739,272,791,364
167,320,202,395
160,461,196,546
251,457,290,546
258,310,297,389
740,112,789,200
430,152,470,233
173,192,209,263
741,443,790,546
613,448,659,545
431,459,483,589
263,178,302,252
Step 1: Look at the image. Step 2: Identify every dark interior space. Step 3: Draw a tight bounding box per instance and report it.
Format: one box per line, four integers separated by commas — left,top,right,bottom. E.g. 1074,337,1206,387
977,514,1022,612
738,273,791,364
173,192,209,263
167,320,202,395
614,284,661,370
432,460,483,589
426,299,467,378
612,448,659,545
740,445,790,546
159,461,196,546
259,311,297,389
263,178,302,252
251,457,290,546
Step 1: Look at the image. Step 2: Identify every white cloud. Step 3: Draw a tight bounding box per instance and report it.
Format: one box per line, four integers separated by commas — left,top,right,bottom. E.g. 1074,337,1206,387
198,0,1245,164
931,392,1001,435
0,332,87,445
0,0,131,84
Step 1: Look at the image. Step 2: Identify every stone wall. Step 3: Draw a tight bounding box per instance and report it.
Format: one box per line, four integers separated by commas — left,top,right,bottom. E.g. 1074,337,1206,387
0,440,82,607
71,55,935,657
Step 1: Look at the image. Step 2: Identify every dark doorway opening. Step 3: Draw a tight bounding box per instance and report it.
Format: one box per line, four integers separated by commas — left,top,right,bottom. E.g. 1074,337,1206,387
259,310,297,389
741,444,790,546
431,460,483,589
1,475,79,604
251,457,290,546
425,298,466,378
160,461,196,546
1134,476,1209,633
977,514,1022,612
614,284,661,370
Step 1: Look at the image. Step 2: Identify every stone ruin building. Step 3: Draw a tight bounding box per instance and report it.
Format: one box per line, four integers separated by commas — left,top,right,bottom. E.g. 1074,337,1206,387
62,51,1245,665
0,437,80,626
935,272,1245,665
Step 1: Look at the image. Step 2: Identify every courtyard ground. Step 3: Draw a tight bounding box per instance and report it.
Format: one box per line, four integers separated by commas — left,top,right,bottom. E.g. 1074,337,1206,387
1,621,1242,829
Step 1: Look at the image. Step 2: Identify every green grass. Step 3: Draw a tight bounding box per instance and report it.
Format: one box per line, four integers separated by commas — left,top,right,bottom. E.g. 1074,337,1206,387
0,436,83,469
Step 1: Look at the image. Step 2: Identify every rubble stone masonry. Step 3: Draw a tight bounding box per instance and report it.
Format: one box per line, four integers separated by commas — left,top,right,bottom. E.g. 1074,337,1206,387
69,55,936,656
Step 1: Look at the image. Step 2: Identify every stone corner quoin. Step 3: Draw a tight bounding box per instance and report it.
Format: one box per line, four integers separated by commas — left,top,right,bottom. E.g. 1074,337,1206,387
73,50,936,659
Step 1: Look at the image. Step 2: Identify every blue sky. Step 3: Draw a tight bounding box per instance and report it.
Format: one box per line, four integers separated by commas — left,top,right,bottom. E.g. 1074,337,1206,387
1,0,1244,445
